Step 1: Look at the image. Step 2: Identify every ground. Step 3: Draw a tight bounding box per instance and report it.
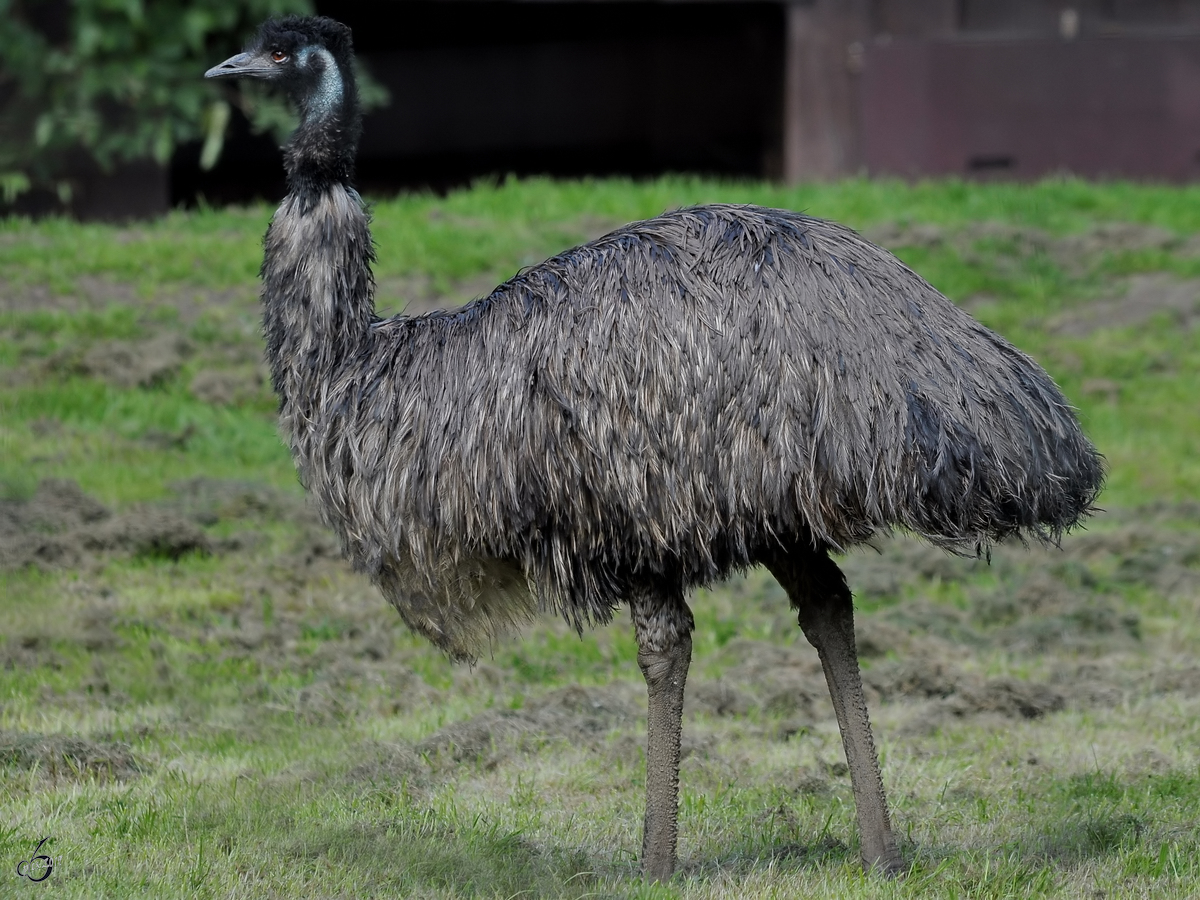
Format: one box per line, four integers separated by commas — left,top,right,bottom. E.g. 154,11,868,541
1,177,1198,898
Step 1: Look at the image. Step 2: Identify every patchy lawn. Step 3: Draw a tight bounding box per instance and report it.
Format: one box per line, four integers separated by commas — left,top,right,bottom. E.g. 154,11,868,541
2,176,1199,898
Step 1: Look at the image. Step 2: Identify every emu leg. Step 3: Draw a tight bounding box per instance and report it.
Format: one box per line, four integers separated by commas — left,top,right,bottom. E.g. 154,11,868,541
766,550,905,876
630,591,695,882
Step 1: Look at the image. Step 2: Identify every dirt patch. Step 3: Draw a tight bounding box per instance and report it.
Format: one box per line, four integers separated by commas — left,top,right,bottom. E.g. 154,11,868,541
417,683,641,764
188,367,268,406
851,620,908,658
1054,222,1178,261
0,477,331,572
0,276,255,320
879,600,986,648
167,477,314,528
343,740,428,788
896,696,1060,739
943,678,1065,719
713,640,1077,725
868,662,1067,736
0,275,142,314
0,635,65,672
0,731,140,781
993,602,1140,653
702,639,826,722
1049,274,1200,336
861,222,1200,338
0,479,211,571
862,658,960,702
864,221,1181,273
686,680,756,718
1,478,110,531
77,606,124,652
0,277,265,395
87,510,212,558
374,271,509,318
292,673,360,725
863,222,953,251
866,659,1067,718
1124,748,1176,776
834,518,1200,655
1148,666,1200,695
47,333,193,389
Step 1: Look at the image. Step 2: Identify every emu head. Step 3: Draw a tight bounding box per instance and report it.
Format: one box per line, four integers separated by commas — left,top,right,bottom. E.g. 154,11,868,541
205,16,357,124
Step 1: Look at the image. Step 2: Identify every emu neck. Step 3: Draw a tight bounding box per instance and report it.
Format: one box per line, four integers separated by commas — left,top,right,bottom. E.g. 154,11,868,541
283,48,360,199
261,186,375,471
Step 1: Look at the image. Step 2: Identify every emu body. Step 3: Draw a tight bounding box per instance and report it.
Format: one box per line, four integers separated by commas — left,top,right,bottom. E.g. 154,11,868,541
269,195,1098,661
209,16,1103,882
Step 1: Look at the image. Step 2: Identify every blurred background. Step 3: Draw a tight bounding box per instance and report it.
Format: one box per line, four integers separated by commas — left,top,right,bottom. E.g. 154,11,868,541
4,0,1200,219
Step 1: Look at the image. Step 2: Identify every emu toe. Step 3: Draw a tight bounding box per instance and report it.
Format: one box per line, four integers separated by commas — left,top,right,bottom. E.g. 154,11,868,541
871,850,909,878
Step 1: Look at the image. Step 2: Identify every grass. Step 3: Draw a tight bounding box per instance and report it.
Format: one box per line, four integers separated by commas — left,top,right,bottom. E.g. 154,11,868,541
9,175,1200,291
1,175,1199,898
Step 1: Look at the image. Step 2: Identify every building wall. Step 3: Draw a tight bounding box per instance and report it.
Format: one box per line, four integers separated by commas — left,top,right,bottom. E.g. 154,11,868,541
785,0,1200,181
862,34,1200,180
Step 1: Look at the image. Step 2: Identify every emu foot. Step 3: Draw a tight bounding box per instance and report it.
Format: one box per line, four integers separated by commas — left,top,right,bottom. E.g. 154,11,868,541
865,847,908,878
640,844,677,884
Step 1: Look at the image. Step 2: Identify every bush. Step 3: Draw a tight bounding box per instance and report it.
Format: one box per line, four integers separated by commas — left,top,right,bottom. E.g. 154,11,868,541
0,0,314,207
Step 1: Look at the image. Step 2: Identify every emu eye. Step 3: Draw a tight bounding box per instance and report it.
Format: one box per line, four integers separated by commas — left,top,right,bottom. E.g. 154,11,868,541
271,50,288,63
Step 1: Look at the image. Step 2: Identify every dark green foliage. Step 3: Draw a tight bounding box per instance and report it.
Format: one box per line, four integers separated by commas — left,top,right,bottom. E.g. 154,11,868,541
0,0,311,204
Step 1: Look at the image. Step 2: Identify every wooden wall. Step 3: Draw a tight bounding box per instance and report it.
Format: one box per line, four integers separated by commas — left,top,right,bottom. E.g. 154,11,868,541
784,0,1200,181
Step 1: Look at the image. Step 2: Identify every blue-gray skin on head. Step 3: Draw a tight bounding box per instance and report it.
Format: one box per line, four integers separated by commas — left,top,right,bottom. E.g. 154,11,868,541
205,16,360,196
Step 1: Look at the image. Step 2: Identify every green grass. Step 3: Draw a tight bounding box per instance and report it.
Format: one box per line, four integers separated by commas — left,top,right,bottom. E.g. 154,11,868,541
2,176,1200,898
7,174,1200,291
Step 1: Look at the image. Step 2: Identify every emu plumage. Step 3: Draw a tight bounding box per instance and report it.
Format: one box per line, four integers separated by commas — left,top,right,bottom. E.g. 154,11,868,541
281,196,1099,663
208,16,1103,882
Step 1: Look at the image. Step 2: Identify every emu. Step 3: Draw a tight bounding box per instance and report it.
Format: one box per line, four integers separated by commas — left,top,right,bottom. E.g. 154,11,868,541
207,17,1103,881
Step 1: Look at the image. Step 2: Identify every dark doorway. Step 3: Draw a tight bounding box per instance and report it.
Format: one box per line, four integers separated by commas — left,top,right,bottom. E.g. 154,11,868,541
172,1,785,206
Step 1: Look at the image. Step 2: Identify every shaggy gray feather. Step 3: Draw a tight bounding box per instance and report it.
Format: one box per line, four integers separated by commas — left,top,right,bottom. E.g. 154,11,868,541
262,188,1103,661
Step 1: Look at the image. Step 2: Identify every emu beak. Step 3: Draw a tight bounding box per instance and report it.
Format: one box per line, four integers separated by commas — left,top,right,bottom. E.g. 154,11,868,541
205,51,275,80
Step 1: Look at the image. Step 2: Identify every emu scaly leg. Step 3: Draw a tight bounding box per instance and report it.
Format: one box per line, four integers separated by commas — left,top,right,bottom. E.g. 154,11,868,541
767,550,905,876
630,591,694,882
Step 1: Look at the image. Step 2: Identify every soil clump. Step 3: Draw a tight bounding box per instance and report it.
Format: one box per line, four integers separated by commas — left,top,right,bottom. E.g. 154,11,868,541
1049,274,1200,336
0,730,140,781
0,477,333,571
0,479,210,570
864,220,1180,275
417,683,641,764
67,333,192,389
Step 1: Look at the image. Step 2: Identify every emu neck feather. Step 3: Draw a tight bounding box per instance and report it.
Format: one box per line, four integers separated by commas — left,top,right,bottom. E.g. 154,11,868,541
261,184,537,660
281,48,359,197
262,187,374,469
